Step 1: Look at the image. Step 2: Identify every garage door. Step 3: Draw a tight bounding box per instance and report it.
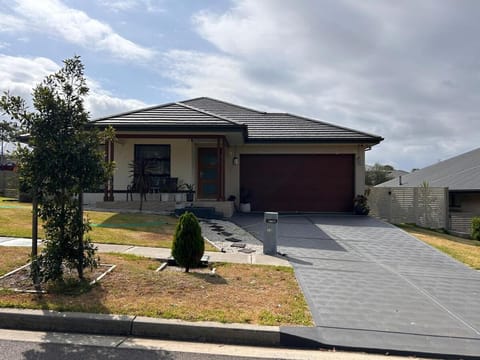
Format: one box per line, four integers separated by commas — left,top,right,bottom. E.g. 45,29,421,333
240,154,354,212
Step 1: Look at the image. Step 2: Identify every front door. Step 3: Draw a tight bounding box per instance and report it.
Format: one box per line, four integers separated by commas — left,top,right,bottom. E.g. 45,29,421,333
198,148,221,199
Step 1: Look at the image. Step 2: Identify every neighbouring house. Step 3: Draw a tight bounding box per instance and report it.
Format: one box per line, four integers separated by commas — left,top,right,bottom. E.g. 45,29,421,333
87,97,383,217
376,147,480,234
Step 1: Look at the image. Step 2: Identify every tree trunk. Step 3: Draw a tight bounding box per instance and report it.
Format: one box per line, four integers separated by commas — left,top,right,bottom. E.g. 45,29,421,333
31,192,39,284
77,191,84,279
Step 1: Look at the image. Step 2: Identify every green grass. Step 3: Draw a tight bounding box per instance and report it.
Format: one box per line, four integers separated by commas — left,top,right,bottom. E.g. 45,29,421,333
398,224,480,269
0,197,216,250
0,247,30,276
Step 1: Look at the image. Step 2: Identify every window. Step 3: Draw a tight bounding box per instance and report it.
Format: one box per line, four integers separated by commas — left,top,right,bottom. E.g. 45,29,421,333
449,192,462,209
134,145,171,190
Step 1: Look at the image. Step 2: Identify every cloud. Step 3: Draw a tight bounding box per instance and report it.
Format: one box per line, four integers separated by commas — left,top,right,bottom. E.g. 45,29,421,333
0,55,59,100
85,78,148,118
0,55,147,119
99,0,165,13
161,0,480,170
5,0,155,62
0,13,26,32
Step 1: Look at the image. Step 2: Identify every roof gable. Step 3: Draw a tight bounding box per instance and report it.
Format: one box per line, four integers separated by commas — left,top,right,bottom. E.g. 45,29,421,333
91,102,243,129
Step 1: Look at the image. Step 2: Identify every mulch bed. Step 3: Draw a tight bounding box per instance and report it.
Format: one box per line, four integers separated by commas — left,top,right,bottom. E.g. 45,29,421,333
0,263,115,293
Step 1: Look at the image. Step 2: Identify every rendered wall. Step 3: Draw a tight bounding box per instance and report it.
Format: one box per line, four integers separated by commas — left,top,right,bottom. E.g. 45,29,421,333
113,138,194,191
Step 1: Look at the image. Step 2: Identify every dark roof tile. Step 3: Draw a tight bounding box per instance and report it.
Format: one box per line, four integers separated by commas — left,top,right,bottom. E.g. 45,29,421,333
92,97,382,144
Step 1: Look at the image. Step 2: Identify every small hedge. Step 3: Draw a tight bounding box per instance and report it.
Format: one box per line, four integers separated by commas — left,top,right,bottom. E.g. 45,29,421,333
171,212,204,272
471,217,480,240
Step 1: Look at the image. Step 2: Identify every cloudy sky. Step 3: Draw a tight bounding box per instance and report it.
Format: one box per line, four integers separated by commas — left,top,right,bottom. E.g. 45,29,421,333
1,0,479,171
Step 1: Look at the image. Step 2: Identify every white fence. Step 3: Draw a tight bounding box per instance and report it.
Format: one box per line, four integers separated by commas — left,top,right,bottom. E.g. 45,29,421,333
369,187,449,229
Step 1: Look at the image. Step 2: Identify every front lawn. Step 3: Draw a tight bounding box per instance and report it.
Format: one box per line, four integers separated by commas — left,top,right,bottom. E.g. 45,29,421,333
398,224,480,269
0,251,312,326
0,247,30,276
0,197,216,251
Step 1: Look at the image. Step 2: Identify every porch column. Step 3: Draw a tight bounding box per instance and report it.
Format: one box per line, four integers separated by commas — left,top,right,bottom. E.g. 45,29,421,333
103,142,109,201
103,140,115,202
216,137,225,201
109,140,115,201
221,137,225,200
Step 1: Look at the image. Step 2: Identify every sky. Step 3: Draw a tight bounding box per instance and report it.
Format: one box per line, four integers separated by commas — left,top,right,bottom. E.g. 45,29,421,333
1,0,480,171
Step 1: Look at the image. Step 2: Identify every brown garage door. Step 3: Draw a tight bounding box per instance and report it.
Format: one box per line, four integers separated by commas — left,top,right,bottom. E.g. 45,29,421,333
240,154,354,212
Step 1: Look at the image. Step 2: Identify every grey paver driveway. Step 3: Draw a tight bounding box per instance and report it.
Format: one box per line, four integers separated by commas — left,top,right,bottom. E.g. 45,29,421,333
232,214,480,357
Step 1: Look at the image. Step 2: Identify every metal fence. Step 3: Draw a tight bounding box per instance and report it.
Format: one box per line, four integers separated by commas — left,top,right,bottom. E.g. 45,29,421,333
369,187,449,229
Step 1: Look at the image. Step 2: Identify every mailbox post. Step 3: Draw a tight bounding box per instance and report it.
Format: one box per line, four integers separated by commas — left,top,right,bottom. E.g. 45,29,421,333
263,212,278,255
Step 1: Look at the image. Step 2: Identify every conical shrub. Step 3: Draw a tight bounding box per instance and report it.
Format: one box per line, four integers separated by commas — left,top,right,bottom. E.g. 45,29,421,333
171,212,204,272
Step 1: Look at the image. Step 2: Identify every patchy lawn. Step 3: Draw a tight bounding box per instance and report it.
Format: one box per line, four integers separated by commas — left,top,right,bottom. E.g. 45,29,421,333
0,247,30,276
0,251,312,326
398,224,480,269
0,198,216,251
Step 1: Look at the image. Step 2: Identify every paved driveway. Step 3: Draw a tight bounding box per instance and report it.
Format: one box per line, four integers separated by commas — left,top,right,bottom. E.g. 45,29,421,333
232,214,480,358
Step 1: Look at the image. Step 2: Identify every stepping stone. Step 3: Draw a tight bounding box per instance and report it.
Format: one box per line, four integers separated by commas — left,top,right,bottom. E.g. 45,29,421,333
231,243,246,248
238,248,256,254
225,237,242,242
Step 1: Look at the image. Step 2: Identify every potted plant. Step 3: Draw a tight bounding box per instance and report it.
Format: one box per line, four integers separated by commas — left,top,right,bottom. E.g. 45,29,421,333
353,194,370,215
239,187,252,213
181,183,195,202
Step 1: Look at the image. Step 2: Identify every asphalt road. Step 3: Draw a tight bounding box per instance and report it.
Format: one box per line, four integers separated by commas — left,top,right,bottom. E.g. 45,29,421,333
0,329,408,360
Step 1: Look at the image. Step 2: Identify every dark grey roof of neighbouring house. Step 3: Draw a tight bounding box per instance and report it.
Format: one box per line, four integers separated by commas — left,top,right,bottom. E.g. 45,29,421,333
92,97,383,144
376,147,480,191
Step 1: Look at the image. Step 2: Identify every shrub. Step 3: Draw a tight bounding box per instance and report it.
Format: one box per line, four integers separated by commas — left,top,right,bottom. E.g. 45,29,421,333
471,217,480,240
353,194,370,215
171,212,204,272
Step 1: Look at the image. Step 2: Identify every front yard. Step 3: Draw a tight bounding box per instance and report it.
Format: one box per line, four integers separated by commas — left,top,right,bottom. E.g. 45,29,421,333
0,197,312,326
0,197,215,250
0,248,313,326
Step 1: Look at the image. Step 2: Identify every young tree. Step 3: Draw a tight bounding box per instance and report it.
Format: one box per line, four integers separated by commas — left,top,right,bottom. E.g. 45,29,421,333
171,212,204,273
365,163,395,186
128,158,153,211
0,56,114,282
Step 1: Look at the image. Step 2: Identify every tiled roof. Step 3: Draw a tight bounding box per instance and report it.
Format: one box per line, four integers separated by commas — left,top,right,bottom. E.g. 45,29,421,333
182,97,382,143
377,147,480,191
91,102,244,130
92,97,382,144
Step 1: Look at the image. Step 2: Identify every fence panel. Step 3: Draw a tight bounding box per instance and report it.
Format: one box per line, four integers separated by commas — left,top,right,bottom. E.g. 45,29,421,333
449,212,479,234
369,187,448,229
0,170,18,198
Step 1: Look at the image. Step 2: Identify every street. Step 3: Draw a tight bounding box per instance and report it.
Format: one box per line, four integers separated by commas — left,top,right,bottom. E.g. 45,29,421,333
0,329,409,360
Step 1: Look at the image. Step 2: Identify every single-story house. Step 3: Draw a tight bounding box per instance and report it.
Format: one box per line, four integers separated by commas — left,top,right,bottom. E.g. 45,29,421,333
376,147,480,233
88,97,383,216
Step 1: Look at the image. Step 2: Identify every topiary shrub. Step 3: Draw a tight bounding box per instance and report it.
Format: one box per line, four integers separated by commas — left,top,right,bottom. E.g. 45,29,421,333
171,212,204,272
471,217,480,240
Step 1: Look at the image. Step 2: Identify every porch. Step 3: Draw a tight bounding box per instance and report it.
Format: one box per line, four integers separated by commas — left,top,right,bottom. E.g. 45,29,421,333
84,192,235,218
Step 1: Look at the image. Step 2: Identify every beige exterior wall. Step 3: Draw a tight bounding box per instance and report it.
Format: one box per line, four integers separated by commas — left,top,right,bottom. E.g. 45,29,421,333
111,135,368,207
113,137,194,190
